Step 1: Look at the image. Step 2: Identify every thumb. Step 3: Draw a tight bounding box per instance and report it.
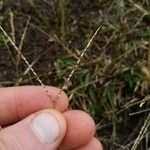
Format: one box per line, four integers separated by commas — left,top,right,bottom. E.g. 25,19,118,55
0,109,66,150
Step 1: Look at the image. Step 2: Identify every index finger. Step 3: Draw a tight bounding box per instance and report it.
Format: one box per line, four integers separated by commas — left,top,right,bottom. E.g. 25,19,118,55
0,86,68,125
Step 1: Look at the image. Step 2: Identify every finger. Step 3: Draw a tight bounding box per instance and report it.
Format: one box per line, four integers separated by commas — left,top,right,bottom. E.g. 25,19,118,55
61,110,95,150
0,86,68,125
73,137,103,150
0,109,66,150
73,138,103,150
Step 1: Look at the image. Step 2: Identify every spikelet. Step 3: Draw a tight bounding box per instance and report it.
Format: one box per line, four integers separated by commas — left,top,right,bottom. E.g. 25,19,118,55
56,27,101,101
0,26,53,103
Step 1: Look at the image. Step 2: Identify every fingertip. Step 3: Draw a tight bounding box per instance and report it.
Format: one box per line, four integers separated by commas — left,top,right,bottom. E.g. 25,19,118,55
73,137,103,150
92,138,103,150
61,110,96,149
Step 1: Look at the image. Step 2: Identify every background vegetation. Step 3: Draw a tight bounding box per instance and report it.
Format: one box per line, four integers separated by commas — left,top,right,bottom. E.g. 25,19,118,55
0,0,150,149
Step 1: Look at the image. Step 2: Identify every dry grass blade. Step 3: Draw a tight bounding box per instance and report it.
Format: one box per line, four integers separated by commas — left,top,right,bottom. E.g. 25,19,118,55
9,10,16,44
131,113,150,150
100,137,129,150
3,36,16,66
129,108,150,116
140,95,150,107
16,17,31,80
15,58,39,86
16,16,31,69
0,26,53,103
0,2,3,10
19,17,31,51
56,27,101,100
128,0,150,15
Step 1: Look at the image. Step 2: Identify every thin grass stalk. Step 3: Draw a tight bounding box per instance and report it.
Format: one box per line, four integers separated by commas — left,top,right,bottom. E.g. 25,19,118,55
131,113,150,150
0,26,53,103
56,27,101,101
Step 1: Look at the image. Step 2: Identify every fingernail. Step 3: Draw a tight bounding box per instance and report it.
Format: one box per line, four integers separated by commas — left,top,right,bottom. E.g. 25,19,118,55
31,112,60,143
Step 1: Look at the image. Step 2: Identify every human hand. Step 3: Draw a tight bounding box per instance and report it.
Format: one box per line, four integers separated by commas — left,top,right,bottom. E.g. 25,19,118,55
0,86,102,150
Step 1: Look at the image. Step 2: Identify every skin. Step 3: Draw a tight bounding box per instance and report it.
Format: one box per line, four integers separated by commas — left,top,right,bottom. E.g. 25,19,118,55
0,86,102,150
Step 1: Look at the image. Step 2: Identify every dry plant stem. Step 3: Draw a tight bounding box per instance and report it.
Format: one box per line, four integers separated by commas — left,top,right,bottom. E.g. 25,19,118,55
16,17,31,81
15,16,31,82
131,113,150,150
0,26,53,104
140,95,150,107
100,137,129,150
129,108,150,116
108,97,149,115
3,37,16,66
9,10,16,44
56,27,101,100
18,16,31,62
15,58,38,86
128,0,150,15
